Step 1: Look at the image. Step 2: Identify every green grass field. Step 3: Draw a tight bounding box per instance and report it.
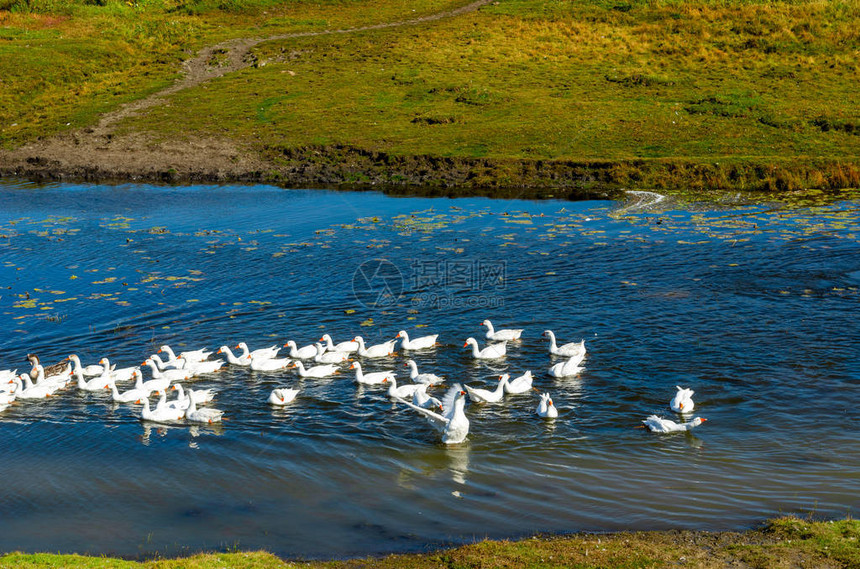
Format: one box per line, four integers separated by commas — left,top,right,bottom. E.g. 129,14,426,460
1,518,859,568
1,0,858,190
0,0,469,147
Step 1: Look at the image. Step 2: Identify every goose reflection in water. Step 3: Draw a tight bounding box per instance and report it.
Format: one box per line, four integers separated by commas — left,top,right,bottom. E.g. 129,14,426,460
139,422,224,446
445,445,470,485
399,443,471,488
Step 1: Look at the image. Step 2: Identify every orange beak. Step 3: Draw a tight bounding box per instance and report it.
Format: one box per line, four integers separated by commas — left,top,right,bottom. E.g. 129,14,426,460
462,342,468,348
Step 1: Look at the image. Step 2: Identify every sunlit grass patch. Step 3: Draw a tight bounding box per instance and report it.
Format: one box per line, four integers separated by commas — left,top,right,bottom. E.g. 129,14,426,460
110,0,858,174
1,518,858,568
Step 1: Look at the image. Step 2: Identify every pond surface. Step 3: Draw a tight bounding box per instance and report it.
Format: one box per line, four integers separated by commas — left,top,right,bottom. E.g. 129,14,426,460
0,180,858,559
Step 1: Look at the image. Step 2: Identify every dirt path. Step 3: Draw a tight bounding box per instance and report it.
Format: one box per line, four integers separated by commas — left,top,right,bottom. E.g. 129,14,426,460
0,0,493,182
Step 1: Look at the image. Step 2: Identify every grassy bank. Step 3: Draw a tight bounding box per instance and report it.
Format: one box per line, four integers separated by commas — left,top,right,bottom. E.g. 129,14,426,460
0,0,470,148
1,0,858,191
1,518,859,568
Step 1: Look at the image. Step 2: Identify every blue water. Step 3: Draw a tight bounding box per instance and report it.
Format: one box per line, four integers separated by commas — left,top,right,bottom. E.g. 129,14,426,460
0,180,858,558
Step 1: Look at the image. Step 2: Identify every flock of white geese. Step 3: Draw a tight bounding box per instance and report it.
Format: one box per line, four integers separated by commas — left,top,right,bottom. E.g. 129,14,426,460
0,319,706,444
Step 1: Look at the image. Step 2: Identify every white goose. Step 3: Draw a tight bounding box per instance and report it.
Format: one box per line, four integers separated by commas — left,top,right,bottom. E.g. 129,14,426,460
396,330,438,350
353,336,396,358
268,387,299,406
537,392,559,419
0,387,15,406
670,386,695,414
68,354,114,377
319,334,359,354
140,396,184,423
134,367,172,395
107,381,152,404
12,374,56,399
0,369,18,382
411,383,442,410
542,330,586,358
284,340,318,359
642,415,707,433
1,378,17,393
482,319,523,341
236,342,280,361
503,371,534,394
395,384,470,445
548,352,586,377
250,357,293,371
77,367,114,392
314,343,350,364
156,389,190,412
146,353,184,371
159,345,212,364
1,378,17,407
463,337,507,359
463,375,507,403
99,358,138,383
178,358,224,376
36,363,73,390
292,361,340,378
382,377,423,399
404,360,445,385
142,358,189,383
217,345,251,366
172,384,215,406
185,398,224,423
350,361,394,385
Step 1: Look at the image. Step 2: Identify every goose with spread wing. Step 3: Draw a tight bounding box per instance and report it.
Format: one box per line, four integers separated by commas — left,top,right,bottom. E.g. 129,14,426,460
394,384,470,445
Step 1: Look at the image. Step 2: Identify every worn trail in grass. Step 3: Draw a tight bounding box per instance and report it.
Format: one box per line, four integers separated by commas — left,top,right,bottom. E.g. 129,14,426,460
0,0,493,183
88,0,492,134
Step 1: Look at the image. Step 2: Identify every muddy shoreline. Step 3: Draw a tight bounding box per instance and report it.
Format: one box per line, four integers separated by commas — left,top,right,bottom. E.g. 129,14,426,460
2,137,858,200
